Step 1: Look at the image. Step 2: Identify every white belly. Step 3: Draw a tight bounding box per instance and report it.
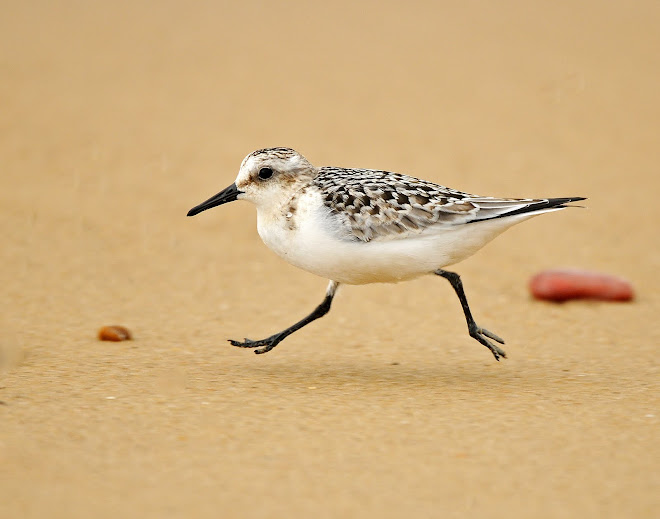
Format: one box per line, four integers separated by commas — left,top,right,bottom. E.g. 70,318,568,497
256,198,538,285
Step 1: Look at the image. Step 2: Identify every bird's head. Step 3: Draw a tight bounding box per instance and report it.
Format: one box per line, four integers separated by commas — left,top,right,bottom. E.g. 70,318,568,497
187,147,315,216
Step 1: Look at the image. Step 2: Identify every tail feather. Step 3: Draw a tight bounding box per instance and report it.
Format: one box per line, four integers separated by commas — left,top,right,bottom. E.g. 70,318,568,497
470,197,586,223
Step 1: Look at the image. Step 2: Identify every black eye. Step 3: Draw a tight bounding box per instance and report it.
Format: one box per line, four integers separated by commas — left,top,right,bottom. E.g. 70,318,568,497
258,167,273,180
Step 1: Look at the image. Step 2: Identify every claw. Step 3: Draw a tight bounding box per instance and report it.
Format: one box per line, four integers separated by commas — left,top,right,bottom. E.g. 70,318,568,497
254,344,276,355
469,325,507,360
228,338,262,348
229,336,281,353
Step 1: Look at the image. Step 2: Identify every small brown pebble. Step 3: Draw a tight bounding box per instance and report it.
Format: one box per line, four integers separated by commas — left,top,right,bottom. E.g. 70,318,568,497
529,269,634,302
98,325,132,341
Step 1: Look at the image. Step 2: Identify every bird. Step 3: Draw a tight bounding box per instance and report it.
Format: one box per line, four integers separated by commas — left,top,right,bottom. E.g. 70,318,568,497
187,147,585,360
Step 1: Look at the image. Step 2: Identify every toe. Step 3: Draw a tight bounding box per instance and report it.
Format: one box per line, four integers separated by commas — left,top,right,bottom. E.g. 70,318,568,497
480,327,505,344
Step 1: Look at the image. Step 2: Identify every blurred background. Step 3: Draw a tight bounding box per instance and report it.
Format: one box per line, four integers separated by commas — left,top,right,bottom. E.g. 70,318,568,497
1,1,658,517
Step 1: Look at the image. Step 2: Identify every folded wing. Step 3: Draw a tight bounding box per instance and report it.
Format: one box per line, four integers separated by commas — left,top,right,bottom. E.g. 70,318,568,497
316,167,585,243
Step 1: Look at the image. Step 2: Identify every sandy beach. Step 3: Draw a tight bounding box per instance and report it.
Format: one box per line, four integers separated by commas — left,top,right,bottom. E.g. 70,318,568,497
1,1,658,517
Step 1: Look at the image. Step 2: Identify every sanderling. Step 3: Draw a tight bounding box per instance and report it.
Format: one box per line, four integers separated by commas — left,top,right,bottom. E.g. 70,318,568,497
188,147,585,360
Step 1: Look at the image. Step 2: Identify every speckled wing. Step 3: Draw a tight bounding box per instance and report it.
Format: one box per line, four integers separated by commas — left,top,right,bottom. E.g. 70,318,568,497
314,167,544,243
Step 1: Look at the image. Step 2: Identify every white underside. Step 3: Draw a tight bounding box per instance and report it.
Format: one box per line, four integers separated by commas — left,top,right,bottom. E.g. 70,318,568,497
256,194,561,285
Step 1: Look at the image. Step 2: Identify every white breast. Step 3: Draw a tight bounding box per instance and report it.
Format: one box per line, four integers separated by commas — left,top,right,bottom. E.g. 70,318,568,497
256,191,539,285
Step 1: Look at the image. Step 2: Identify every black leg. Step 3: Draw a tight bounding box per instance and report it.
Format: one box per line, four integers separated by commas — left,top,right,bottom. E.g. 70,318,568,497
229,281,340,355
434,269,507,361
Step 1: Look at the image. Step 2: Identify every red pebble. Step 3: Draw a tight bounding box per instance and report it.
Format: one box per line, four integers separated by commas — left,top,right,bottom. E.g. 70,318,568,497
98,325,132,341
529,269,634,302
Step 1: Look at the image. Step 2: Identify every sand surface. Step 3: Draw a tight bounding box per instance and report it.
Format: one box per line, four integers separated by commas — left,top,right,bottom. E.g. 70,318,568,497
1,1,658,517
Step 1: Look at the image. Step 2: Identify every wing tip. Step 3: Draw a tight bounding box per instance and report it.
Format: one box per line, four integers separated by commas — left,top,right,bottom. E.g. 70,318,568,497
548,196,587,206
474,196,588,222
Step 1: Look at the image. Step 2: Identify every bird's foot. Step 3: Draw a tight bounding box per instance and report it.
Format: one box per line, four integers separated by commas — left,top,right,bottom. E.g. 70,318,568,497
469,325,507,361
228,336,282,355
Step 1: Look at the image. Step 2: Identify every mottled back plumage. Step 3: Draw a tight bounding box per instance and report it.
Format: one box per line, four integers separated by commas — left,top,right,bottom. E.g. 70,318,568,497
313,166,572,243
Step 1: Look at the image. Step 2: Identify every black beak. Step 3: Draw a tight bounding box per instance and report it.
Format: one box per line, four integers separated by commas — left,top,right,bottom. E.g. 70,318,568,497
187,183,243,216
